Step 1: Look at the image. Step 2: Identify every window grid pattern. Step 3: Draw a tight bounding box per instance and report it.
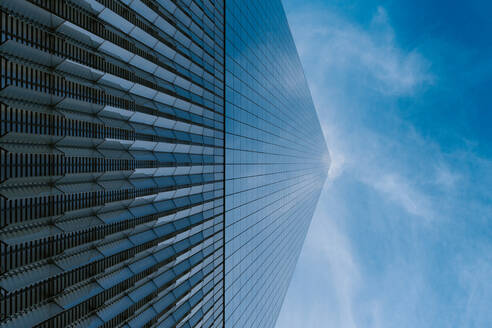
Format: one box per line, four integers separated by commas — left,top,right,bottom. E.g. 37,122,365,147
0,0,225,327
224,0,329,327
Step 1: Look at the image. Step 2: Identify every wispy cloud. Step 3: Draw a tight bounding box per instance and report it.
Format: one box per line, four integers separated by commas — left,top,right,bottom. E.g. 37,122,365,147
458,252,492,327
307,203,359,328
322,123,438,221
321,122,346,180
289,5,440,220
275,190,360,328
292,6,433,98
297,6,444,221
370,172,434,219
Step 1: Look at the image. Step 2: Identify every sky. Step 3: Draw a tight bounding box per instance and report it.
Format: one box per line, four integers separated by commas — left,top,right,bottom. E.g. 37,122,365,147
276,1,492,327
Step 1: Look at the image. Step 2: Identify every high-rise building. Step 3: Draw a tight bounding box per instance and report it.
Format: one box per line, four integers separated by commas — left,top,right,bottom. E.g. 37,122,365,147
223,1,328,326
0,0,328,327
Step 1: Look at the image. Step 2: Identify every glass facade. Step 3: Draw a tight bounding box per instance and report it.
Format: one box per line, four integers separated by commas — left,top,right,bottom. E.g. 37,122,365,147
0,0,328,327
0,0,225,327
224,1,328,327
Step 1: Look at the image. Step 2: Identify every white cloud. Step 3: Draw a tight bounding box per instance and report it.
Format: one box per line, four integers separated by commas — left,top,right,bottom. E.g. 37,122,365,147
371,6,390,27
370,172,434,219
321,120,436,220
433,162,461,190
291,6,433,97
307,206,359,328
458,253,492,327
283,4,441,221
275,190,360,328
321,122,347,180
287,5,440,220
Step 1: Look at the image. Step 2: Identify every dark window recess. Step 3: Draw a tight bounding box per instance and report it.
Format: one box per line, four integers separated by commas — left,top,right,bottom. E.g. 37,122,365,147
0,193,222,271
0,103,135,140
0,219,221,322
0,57,135,110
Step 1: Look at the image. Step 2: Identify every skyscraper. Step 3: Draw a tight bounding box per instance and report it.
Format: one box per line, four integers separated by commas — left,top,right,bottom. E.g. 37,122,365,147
0,0,328,327
223,1,328,326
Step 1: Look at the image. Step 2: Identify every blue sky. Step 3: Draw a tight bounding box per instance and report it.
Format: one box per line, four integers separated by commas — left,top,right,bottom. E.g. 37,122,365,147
276,1,492,327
